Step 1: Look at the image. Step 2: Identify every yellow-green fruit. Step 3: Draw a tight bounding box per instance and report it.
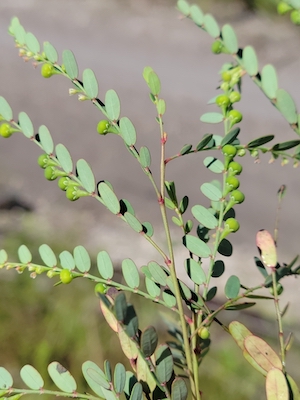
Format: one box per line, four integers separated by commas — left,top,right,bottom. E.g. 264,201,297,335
97,120,110,135
225,218,240,232
230,190,245,204
211,40,223,54
221,70,232,82
228,161,243,175
226,176,240,191
66,186,79,201
0,122,13,138
95,282,107,295
277,1,292,14
198,327,210,340
229,91,241,103
269,283,284,296
237,148,246,157
222,144,237,158
228,109,243,124
216,94,231,108
41,63,55,78
291,9,300,24
60,269,73,284
38,153,49,168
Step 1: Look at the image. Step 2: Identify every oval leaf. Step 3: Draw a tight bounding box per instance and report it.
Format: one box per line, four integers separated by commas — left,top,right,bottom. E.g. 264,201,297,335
19,112,34,138
148,261,168,286
203,157,224,174
200,182,222,201
48,362,77,393
192,205,218,229
83,68,98,99
183,235,211,258
74,245,91,272
105,89,120,121
145,277,160,298
39,125,54,154
59,250,75,271
0,367,13,389
20,365,44,390
122,259,140,289
119,117,137,146
200,112,223,124
0,97,13,121
114,363,126,395
222,24,238,54
99,182,120,214
266,368,289,400
247,135,274,148
139,146,151,168
276,89,297,124
229,321,253,351
141,326,158,358
39,244,57,267
203,14,220,38
62,50,78,79
256,230,277,268
225,275,240,299
244,335,282,373
171,378,188,400
43,41,58,63
56,144,73,173
77,159,95,193
184,258,206,285
124,212,143,233
190,5,204,26
25,32,40,53
97,250,114,280
18,245,32,264
129,382,143,400
196,134,213,151
82,361,110,395
243,46,258,76
262,64,278,99
155,345,174,384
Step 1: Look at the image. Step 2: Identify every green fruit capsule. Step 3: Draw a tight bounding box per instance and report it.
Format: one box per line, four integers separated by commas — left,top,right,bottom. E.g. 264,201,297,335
225,217,240,232
44,166,57,180
60,269,73,284
211,40,223,54
97,120,110,135
66,186,80,201
226,176,240,191
198,327,210,340
38,153,49,168
228,110,243,125
221,70,232,82
237,148,246,157
95,282,107,295
41,63,55,78
228,161,243,175
58,177,71,191
229,91,241,103
277,1,292,14
230,190,245,204
222,144,237,158
291,9,300,24
216,94,231,108
0,122,13,138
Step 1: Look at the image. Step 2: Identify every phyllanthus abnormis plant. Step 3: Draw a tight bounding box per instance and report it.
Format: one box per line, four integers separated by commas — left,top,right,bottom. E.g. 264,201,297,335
0,1,300,400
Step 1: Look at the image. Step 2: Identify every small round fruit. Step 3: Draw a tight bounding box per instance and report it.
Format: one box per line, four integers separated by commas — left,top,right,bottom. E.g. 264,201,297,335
216,94,231,108
0,123,13,138
221,70,232,82
95,282,107,295
230,190,245,204
225,217,240,232
228,161,243,175
60,269,73,284
44,166,57,181
226,176,240,190
58,177,71,191
237,148,246,157
211,40,223,54
222,144,237,158
277,1,292,14
66,186,79,201
228,110,243,124
291,9,300,24
38,153,49,168
97,120,110,135
229,91,241,103
41,63,55,78
198,327,210,340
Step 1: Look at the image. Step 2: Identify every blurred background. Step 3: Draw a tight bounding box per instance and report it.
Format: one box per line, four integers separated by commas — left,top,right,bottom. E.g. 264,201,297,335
0,0,300,399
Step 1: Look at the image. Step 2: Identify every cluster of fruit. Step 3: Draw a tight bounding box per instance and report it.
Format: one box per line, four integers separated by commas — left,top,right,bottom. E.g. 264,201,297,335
277,1,300,25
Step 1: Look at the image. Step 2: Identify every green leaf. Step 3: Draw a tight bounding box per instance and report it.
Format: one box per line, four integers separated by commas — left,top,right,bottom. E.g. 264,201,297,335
83,68,98,98
39,125,54,154
62,50,78,79
183,235,211,258
180,144,193,155
0,97,13,120
120,198,135,215
185,258,206,285
18,245,32,264
114,363,126,395
141,326,158,357
77,159,95,193
19,112,34,138
221,127,240,146
229,321,252,351
118,325,139,360
119,117,137,146
20,365,44,390
25,32,40,53
266,368,289,400
286,375,300,400
148,261,168,286
162,290,176,307
225,302,255,310
0,367,13,389
276,89,297,124
97,251,114,280
192,205,218,229
212,260,225,277
207,161,224,180
200,112,223,124
39,244,57,267
171,378,188,400
139,146,151,168
43,41,58,63
244,335,282,373
179,195,189,214
115,292,127,322
0,249,8,265
225,275,240,299
196,134,213,151
82,361,110,395
99,182,120,214
15,24,26,45
155,345,174,384
142,221,154,237
59,251,75,271
177,0,190,16
105,89,120,121
218,239,233,257
73,245,91,272
147,71,161,96
243,46,258,76
104,360,112,382
190,5,204,26
179,280,192,300
206,286,217,301
222,24,238,54
124,212,143,233
48,362,77,393
129,382,143,400
247,135,274,148
261,64,278,99
200,182,222,201
56,144,73,173
122,259,140,289
145,277,160,298
157,99,166,115
272,140,300,151
204,14,220,38
256,230,277,268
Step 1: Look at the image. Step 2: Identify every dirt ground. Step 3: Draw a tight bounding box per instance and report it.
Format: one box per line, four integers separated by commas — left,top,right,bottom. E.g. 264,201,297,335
0,0,300,322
